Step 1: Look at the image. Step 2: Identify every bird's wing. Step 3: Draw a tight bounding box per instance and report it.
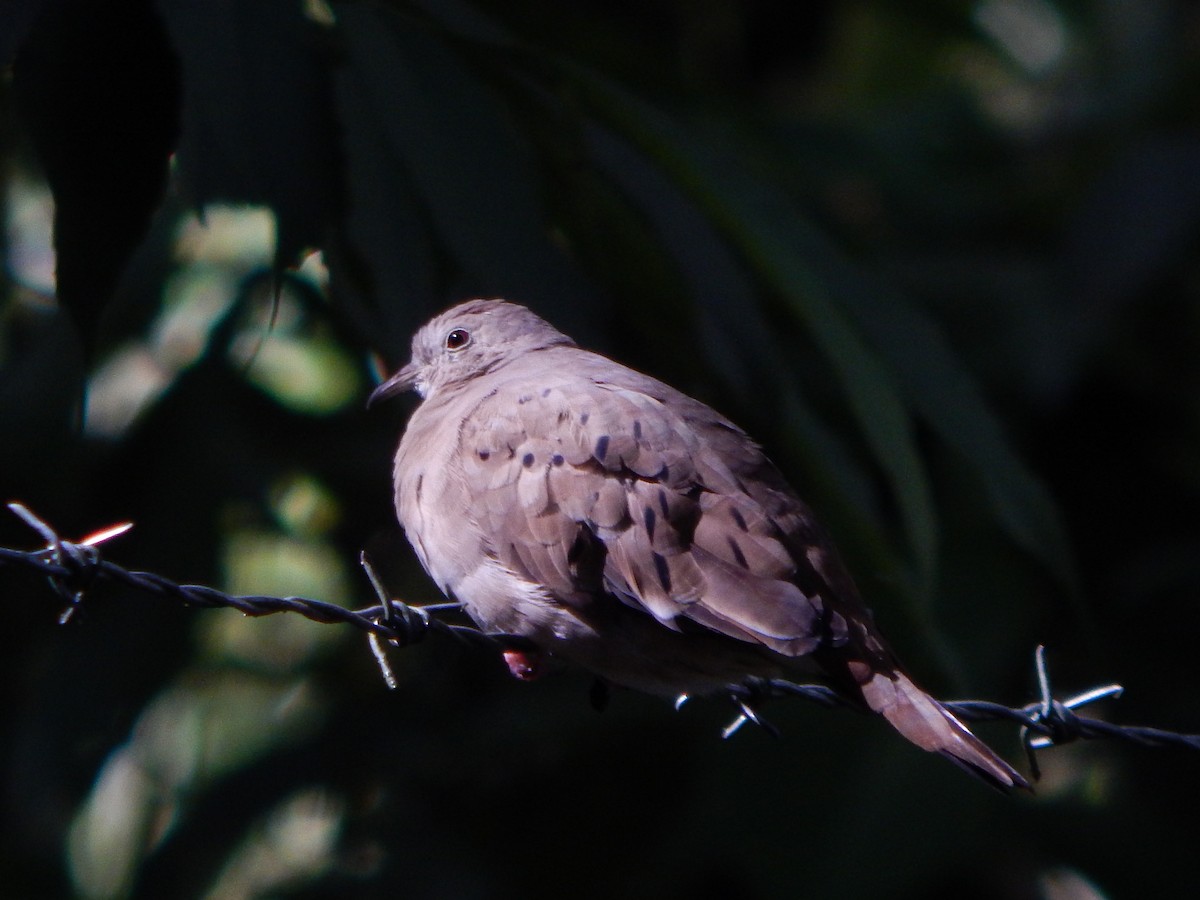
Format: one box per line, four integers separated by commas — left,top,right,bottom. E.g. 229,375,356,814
457,366,849,657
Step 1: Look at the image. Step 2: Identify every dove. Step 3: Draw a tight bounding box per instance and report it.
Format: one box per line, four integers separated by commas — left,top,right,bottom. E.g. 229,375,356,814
370,299,1027,790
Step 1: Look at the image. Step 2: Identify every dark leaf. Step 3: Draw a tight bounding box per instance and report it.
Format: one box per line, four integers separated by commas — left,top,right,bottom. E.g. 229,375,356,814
0,0,45,68
336,5,594,318
12,0,180,356
156,0,342,268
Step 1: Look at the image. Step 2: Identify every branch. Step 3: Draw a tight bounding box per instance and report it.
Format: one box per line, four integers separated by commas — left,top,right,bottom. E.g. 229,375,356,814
4,502,1198,779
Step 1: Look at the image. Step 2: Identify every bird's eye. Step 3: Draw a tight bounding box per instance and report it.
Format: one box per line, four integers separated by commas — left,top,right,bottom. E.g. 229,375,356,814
446,328,471,351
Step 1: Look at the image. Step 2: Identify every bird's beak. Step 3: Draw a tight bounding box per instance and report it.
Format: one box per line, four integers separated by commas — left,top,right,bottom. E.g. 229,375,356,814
367,360,420,407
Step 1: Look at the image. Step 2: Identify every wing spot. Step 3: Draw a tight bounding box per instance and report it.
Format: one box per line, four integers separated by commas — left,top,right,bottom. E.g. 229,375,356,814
643,506,657,540
730,507,748,532
478,449,490,461
580,411,590,425
542,387,552,398
518,394,532,404
551,453,565,467
652,552,672,592
633,420,643,441
727,537,749,569
522,452,536,468
594,435,610,461
657,489,671,516
415,474,424,503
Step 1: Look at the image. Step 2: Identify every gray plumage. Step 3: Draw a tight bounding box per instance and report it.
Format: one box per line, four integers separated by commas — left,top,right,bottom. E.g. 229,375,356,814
371,299,1027,790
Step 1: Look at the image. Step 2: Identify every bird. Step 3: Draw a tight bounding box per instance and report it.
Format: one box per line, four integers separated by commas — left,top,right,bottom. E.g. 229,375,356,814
369,298,1028,791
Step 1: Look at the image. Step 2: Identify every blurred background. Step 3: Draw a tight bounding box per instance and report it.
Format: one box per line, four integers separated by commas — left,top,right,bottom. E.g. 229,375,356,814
2,0,1199,897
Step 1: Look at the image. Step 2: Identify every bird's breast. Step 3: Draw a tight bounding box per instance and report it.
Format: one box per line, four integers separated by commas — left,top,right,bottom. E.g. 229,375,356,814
393,403,476,591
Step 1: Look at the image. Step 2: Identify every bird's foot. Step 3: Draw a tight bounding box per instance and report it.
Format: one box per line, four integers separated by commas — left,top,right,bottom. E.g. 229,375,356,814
502,647,549,681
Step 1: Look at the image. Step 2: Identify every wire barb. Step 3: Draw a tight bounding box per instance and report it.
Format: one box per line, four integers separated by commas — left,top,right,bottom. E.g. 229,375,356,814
6,502,122,624
5,502,1200,779
1,502,490,654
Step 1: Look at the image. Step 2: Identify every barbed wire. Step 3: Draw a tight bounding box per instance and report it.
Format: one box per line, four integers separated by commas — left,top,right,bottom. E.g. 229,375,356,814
4,501,1199,779
0,501,492,649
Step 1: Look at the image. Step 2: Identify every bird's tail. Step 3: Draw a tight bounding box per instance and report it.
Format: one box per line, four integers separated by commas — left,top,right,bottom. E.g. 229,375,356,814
860,668,1030,792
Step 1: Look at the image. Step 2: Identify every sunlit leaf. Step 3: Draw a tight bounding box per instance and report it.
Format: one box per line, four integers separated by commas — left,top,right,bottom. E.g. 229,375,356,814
202,789,345,900
157,0,339,268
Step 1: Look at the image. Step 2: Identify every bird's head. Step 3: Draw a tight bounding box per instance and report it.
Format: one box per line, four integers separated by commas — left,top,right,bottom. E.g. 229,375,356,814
368,299,575,405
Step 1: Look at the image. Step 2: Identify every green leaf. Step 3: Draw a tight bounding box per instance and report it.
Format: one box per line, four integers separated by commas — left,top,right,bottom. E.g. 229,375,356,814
329,34,439,356
578,80,940,601
577,72,1075,600
583,121,894,575
336,6,588,309
158,0,340,268
821,247,1079,595
12,0,179,356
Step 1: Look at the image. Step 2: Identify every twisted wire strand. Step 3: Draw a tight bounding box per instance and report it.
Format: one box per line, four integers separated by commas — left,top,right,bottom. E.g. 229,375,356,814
4,502,1198,776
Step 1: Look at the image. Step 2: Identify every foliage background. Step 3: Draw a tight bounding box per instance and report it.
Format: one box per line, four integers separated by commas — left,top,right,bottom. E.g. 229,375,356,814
2,0,1199,897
